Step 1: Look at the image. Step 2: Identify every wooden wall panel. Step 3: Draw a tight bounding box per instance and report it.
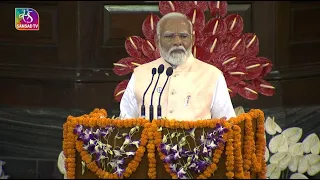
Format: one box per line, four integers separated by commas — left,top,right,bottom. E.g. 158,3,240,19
0,1,319,111
276,1,320,67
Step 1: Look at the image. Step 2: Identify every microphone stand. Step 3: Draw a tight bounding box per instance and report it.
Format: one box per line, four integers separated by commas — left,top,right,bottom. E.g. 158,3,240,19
157,67,173,119
149,64,164,121
141,68,156,118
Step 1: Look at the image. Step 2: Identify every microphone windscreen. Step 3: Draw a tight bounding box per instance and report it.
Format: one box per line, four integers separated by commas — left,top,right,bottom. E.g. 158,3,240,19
151,68,157,75
166,67,173,76
158,64,165,74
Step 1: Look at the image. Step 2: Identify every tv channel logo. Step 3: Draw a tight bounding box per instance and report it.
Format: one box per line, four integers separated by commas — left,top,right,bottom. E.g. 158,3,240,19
15,8,39,31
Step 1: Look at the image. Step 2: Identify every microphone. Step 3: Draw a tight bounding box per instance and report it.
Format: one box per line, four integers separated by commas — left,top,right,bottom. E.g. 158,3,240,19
141,67,157,118
157,67,173,119
149,64,165,121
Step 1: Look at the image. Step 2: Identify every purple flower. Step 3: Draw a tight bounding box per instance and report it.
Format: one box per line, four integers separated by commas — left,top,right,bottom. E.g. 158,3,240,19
163,155,173,163
173,152,181,160
96,152,107,161
169,164,177,173
177,168,187,179
202,146,209,155
200,134,206,144
114,167,124,177
73,125,83,135
123,136,131,145
130,140,140,148
125,151,135,156
216,123,228,133
100,126,114,137
207,141,217,149
197,160,209,171
171,145,178,153
93,129,101,139
83,144,95,154
160,143,171,155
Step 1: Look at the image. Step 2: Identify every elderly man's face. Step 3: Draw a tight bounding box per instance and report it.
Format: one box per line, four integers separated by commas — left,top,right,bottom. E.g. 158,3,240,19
157,17,194,66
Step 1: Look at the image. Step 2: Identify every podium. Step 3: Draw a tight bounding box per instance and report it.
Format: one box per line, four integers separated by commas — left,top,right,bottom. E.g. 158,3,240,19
62,108,267,179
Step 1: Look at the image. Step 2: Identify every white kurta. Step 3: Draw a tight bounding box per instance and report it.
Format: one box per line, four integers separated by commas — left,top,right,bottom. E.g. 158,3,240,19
120,72,236,120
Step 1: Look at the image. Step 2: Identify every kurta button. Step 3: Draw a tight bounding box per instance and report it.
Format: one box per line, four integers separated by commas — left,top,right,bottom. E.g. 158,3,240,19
169,110,174,113
171,90,176,95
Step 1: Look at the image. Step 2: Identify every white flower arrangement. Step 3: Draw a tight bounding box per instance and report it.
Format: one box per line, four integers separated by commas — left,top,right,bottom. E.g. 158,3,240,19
0,160,9,179
264,116,320,179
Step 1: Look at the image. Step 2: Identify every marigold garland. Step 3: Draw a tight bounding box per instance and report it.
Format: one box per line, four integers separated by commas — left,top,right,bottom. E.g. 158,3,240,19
62,109,267,179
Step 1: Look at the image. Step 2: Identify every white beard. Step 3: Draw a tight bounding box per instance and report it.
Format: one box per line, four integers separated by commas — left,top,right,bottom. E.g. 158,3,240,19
160,46,191,66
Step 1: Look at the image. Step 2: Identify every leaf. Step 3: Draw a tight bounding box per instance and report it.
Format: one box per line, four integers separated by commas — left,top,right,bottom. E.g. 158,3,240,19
265,116,282,135
270,152,287,164
307,162,320,176
278,153,292,170
57,151,66,175
234,106,245,116
289,155,300,172
282,127,303,146
269,134,289,153
302,133,320,154
81,161,86,175
265,146,270,162
171,132,176,139
290,173,309,179
298,155,309,174
266,164,281,179
306,154,320,166
289,143,304,156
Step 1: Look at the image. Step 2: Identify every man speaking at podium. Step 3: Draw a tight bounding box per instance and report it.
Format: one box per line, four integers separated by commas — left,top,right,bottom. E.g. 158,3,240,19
120,12,236,121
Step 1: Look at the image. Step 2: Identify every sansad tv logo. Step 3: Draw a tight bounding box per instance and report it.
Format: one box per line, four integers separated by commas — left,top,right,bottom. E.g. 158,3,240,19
15,8,39,31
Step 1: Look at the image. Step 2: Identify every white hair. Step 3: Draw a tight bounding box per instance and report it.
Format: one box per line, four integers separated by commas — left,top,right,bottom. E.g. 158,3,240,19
156,12,193,35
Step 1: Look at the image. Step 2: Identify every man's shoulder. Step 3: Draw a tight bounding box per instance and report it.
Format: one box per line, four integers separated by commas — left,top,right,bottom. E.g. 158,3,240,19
134,58,162,73
194,58,222,75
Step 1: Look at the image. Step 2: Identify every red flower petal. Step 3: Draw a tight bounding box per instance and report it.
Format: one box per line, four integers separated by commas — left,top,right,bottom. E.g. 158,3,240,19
193,30,205,46
186,8,206,32
225,74,241,86
192,45,211,63
125,36,145,58
142,39,157,60
159,1,181,15
252,78,275,97
242,33,260,57
224,14,244,38
142,14,160,40
257,57,273,77
131,58,149,67
227,84,239,98
224,36,245,56
187,1,208,12
241,56,263,80
154,48,161,59
113,57,135,76
175,1,192,14
226,61,246,80
208,1,228,18
201,35,224,55
237,81,259,100
202,18,227,40
218,53,239,73
114,80,129,102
